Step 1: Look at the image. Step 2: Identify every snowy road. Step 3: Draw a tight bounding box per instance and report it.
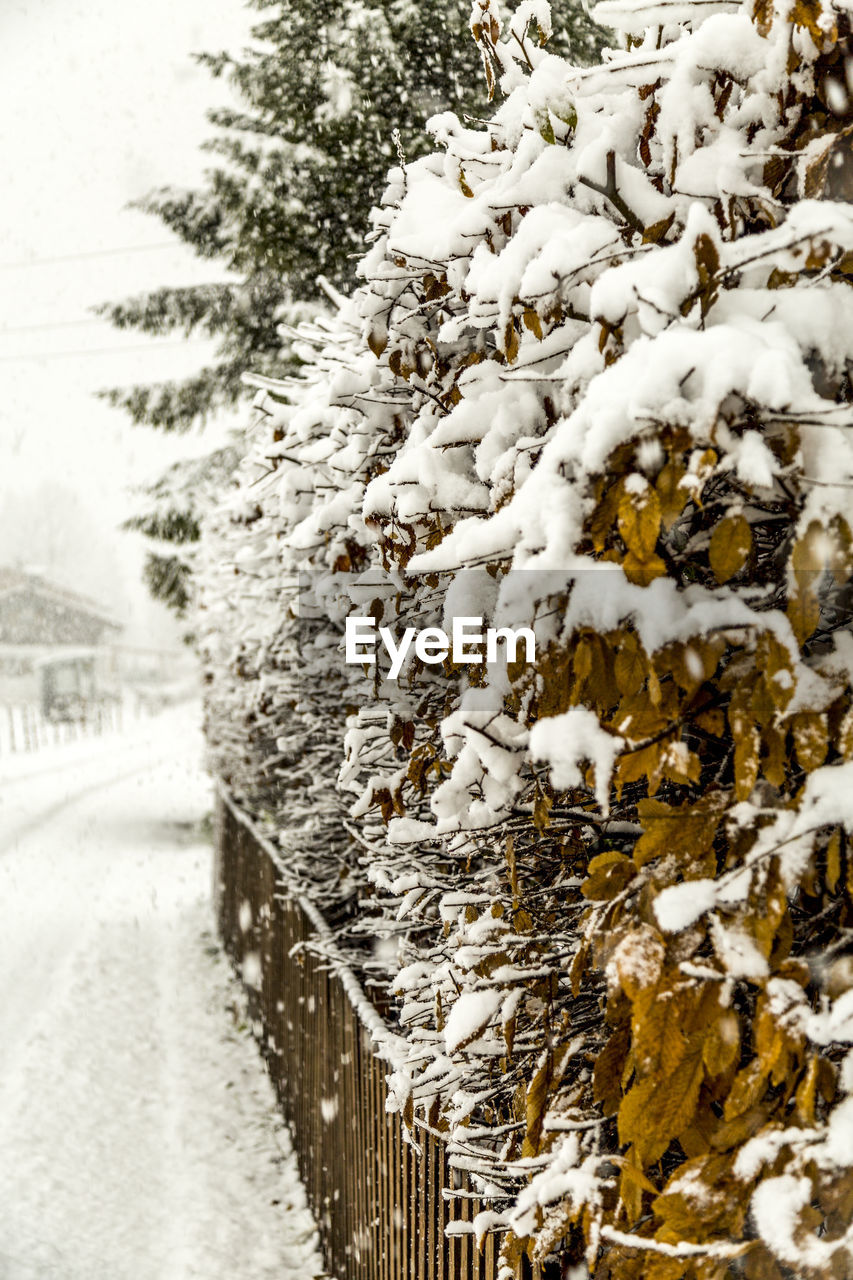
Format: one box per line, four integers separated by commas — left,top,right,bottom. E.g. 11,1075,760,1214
0,706,323,1280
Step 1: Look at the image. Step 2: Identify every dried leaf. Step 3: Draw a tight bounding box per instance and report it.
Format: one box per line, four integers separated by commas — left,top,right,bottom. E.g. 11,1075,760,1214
709,515,752,584
723,1061,767,1121
656,457,688,530
582,851,636,901
791,711,828,773
594,1026,631,1116
618,484,662,562
787,583,821,646
615,633,648,697
522,307,543,339
826,829,842,893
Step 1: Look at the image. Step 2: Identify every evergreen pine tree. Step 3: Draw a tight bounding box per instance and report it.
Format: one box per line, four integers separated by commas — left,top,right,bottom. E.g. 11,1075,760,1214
103,0,603,611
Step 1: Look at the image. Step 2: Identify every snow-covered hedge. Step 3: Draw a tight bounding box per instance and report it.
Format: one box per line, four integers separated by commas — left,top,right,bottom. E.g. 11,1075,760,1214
199,0,853,1274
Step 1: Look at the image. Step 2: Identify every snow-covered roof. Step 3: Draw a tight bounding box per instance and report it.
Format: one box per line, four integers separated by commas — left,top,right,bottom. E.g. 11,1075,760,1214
0,567,120,633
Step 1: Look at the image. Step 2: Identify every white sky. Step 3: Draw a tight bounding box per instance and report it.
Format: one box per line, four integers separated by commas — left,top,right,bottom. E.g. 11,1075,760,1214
0,0,251,643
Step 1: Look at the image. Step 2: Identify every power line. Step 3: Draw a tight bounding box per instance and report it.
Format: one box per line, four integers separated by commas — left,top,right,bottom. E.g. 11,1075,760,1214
0,241,183,271
0,317,103,335
0,338,211,363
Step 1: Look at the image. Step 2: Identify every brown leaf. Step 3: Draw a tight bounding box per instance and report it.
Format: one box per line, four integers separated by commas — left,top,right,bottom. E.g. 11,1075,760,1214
642,212,675,245
366,326,388,358
503,320,519,364
522,307,543,339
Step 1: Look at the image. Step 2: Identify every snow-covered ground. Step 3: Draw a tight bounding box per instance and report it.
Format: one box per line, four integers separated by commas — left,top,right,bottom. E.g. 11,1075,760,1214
0,704,324,1280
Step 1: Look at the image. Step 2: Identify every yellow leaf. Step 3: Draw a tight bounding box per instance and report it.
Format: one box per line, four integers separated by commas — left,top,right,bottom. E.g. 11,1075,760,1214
593,1026,630,1115
524,1053,555,1156
582,851,636,901
642,212,676,245
619,1042,705,1165
588,478,623,553
611,1151,660,1196
623,551,667,585
659,742,701,788
709,515,752,584
791,0,834,45
724,1061,767,1121
795,1055,820,1124
615,633,648,697
755,632,795,716
762,724,788,788
532,788,552,832
614,741,664,796
633,799,721,870
787,584,820,647
731,712,760,802
614,924,666,1001
618,483,662,562
703,1011,740,1077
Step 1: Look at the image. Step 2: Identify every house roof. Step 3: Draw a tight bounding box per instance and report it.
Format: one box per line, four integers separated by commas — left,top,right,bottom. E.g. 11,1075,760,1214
0,567,120,632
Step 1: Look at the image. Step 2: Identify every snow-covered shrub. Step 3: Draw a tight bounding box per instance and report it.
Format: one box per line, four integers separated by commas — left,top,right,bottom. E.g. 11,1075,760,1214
200,0,853,1273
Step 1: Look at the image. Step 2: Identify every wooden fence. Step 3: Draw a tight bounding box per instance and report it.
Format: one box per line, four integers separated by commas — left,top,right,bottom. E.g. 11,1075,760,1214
214,791,545,1280
0,699,123,756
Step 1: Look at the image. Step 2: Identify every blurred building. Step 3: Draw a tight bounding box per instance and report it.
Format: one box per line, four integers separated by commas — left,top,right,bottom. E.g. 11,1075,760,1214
0,567,120,648
0,567,122,715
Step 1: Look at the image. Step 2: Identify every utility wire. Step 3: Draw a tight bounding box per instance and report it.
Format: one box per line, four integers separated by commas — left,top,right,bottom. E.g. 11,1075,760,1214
0,317,105,335
0,338,211,363
0,241,182,271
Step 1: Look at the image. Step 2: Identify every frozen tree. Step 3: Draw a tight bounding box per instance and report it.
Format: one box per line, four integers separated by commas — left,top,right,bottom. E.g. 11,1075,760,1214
200,0,853,1274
